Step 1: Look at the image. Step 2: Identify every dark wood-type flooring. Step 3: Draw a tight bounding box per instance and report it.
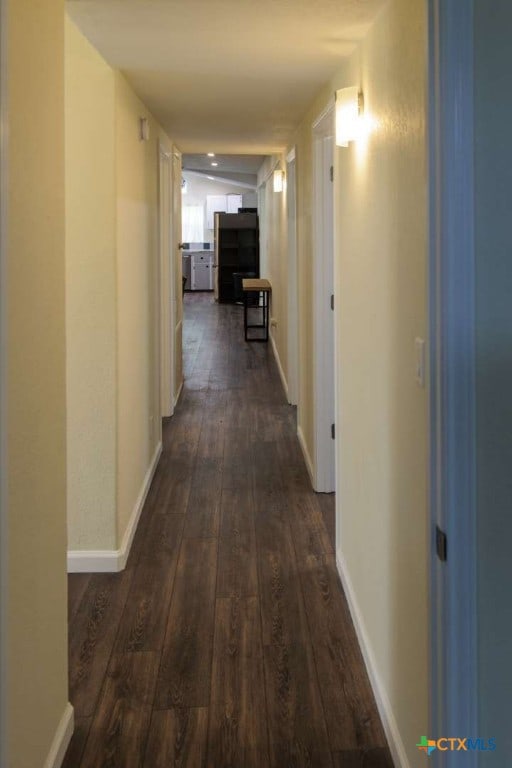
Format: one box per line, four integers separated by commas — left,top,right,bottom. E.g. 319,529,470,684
64,292,393,768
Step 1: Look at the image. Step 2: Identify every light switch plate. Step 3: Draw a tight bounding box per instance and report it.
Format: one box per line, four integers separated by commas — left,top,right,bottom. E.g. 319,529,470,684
415,337,426,387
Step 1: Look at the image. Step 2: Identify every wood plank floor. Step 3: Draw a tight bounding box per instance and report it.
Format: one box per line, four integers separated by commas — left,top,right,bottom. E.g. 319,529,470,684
64,292,393,768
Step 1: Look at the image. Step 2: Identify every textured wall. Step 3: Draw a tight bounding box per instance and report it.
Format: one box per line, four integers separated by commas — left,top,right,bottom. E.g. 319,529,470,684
257,155,289,390
65,16,117,550
293,120,315,462
278,6,428,762
6,0,69,764
335,1,429,765
261,22,429,763
66,27,179,556
115,72,171,546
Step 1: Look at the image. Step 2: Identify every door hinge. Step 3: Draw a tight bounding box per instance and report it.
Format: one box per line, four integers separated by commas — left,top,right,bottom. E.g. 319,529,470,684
331,423,335,440
330,294,334,311
330,165,334,182
436,525,447,562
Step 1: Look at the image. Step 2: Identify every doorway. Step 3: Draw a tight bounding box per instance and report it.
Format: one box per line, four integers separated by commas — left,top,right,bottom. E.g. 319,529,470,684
312,101,336,493
159,144,175,418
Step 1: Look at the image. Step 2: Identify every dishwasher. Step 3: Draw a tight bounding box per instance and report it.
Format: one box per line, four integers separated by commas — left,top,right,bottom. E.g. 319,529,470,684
191,252,213,290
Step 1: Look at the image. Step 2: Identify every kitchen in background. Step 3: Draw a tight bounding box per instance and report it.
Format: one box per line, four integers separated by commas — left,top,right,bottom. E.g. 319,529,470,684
181,161,258,293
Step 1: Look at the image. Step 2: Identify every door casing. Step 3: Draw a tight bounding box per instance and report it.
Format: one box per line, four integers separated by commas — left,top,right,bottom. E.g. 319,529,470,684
428,0,477,761
312,100,336,493
286,147,299,407
158,144,175,418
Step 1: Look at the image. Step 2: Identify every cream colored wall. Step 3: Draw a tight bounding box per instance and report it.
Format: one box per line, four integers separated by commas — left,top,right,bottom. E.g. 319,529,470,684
116,72,174,545
257,156,289,390
65,16,117,550
292,121,316,455
254,1,428,763
65,25,179,555
334,2,428,765
5,0,69,765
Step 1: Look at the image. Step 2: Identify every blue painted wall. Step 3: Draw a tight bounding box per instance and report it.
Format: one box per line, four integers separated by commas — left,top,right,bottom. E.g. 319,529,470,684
474,2,512,764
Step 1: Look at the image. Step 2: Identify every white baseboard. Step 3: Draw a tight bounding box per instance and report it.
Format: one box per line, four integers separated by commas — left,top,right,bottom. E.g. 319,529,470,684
66,549,124,573
174,378,184,407
336,551,410,768
43,702,74,768
270,332,289,402
297,424,314,485
67,441,162,573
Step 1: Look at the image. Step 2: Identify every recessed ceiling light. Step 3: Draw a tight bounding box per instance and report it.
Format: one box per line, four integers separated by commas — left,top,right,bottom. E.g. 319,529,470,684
207,152,215,157
211,162,218,166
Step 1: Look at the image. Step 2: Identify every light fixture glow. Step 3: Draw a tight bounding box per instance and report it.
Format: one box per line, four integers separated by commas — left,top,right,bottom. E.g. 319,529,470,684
335,87,363,147
211,162,218,166
273,169,284,193
207,176,215,180
207,152,215,157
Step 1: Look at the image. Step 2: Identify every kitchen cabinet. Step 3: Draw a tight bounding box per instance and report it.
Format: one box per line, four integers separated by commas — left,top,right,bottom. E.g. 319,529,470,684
206,193,243,228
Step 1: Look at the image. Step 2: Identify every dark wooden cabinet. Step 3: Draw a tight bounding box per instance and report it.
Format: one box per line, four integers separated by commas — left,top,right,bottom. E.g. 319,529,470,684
214,212,259,303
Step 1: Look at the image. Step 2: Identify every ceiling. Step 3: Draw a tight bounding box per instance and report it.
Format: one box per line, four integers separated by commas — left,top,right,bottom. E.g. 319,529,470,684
66,0,386,154
182,153,266,182
182,154,265,174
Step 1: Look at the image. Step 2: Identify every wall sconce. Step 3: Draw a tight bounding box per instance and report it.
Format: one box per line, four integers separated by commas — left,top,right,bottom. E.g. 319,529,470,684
335,87,364,147
139,117,150,142
273,169,284,192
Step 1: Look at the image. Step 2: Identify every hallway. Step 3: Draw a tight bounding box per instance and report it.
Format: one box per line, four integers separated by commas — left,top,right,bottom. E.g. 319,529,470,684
63,294,392,768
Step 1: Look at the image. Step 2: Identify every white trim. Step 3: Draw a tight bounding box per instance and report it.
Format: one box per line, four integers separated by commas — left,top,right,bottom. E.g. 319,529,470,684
336,553,410,768
67,441,162,573
174,377,184,407
173,318,183,407
312,106,336,492
312,97,335,131
286,151,299,406
258,156,282,188
172,150,183,408
67,549,125,574
159,144,174,419
270,332,289,402
43,702,74,768
297,425,314,486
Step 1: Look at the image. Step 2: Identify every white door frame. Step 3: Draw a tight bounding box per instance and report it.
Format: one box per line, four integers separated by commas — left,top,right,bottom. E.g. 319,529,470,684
171,149,183,402
0,0,8,762
158,143,175,418
312,100,336,492
428,0,477,758
286,147,299,406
